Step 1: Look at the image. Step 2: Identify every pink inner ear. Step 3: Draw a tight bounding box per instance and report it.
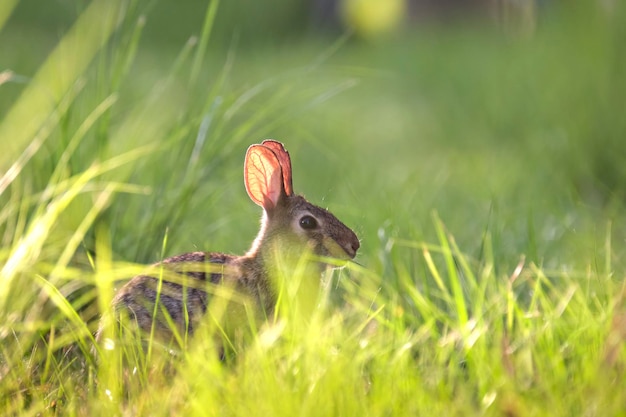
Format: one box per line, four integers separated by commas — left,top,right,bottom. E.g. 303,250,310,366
244,145,284,210
260,140,293,196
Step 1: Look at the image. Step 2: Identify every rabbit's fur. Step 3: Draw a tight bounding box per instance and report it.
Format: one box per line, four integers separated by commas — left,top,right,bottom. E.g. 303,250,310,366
96,140,359,346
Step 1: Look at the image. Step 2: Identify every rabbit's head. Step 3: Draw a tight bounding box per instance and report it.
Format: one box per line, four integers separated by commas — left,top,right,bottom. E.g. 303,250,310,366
244,140,360,265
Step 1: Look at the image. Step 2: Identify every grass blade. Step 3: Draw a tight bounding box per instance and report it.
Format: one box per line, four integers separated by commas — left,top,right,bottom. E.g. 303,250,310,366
0,0,126,170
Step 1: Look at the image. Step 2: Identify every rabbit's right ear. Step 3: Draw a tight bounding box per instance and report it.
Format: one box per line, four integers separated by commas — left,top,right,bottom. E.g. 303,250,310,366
244,144,284,210
260,140,293,196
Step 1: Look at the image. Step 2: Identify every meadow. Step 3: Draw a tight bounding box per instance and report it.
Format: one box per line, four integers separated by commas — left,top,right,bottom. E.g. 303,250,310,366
1,0,625,415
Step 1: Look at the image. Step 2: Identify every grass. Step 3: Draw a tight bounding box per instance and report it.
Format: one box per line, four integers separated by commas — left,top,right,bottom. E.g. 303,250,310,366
1,0,626,415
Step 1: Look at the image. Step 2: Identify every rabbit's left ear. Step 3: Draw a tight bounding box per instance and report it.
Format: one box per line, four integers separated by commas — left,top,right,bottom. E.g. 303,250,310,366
260,140,293,197
244,144,284,210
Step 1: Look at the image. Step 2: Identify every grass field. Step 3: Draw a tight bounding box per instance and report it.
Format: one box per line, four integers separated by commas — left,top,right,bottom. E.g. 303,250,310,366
1,0,626,415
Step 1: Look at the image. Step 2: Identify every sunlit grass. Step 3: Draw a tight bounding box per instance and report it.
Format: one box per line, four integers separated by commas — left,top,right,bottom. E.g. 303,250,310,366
1,1,626,416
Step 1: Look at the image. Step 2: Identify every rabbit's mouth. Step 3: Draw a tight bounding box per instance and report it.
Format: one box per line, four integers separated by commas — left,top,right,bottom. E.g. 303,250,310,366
321,236,359,260
342,239,359,259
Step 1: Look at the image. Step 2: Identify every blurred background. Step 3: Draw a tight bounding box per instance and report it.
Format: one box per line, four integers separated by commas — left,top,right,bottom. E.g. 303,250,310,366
1,0,624,275
4,0,541,45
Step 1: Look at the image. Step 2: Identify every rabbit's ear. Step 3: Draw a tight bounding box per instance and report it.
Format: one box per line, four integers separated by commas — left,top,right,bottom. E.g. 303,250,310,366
244,144,284,210
260,140,293,196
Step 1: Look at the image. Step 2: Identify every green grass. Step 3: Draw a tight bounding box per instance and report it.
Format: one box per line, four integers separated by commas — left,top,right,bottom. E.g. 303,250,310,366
2,1,626,415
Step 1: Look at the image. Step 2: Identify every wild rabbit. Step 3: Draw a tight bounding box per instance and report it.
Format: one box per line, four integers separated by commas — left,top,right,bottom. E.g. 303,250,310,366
96,140,359,347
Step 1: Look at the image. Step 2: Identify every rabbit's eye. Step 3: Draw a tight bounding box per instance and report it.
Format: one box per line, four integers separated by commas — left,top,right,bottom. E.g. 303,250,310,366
299,215,318,230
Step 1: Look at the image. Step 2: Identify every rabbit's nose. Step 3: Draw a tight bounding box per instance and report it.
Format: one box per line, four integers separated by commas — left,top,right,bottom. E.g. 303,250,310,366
344,236,360,258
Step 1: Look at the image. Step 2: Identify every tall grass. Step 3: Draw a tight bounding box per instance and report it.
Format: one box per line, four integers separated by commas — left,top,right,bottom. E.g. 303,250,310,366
1,1,626,415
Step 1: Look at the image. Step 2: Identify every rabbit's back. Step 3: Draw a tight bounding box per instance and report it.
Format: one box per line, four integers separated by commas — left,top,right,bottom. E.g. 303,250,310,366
111,252,237,337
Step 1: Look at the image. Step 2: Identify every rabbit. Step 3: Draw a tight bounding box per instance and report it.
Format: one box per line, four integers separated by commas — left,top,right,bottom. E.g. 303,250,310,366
96,139,360,347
